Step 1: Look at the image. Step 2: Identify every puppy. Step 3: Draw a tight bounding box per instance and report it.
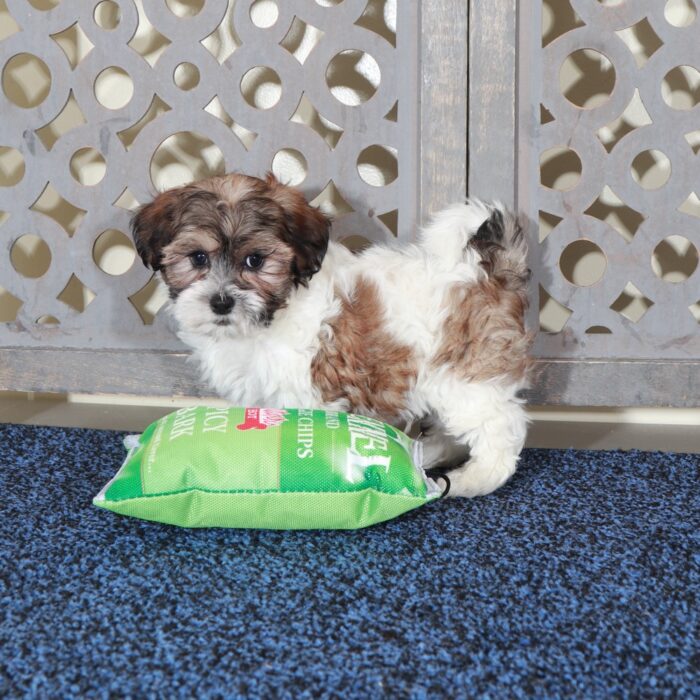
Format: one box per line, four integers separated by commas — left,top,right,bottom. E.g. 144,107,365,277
132,173,532,496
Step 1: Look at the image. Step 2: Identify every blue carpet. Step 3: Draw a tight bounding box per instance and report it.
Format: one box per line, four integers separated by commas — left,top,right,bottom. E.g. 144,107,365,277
1,423,698,699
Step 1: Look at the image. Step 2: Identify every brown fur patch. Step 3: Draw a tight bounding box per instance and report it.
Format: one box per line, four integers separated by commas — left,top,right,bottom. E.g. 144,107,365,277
311,278,416,421
131,187,223,270
432,278,533,384
160,230,220,290
264,173,330,284
236,233,297,321
131,173,330,291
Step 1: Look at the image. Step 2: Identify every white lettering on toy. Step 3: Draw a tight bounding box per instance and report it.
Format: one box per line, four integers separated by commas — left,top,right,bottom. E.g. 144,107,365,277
202,407,229,434
169,406,199,440
296,408,314,459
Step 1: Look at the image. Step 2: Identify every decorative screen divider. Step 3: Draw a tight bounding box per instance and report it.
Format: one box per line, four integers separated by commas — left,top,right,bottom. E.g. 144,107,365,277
0,0,466,396
2,0,697,406
471,0,699,406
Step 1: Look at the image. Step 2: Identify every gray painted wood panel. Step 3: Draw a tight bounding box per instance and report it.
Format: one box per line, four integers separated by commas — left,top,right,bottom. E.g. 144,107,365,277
524,359,699,408
2,0,696,407
0,348,205,397
468,0,517,207
2,349,696,407
420,1,468,217
1,0,419,350
0,0,472,401
469,0,699,406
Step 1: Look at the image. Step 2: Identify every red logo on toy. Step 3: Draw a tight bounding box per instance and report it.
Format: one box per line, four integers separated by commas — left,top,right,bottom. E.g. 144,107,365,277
236,408,288,431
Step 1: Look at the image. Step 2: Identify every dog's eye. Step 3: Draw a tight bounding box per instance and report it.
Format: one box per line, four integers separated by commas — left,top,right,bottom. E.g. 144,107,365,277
244,253,264,270
190,251,209,268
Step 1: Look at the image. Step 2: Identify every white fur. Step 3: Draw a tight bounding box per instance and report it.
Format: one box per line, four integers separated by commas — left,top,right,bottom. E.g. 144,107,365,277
168,200,529,497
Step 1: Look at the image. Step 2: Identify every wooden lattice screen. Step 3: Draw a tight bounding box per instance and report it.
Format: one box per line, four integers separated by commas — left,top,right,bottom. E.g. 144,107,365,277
470,0,698,406
0,0,465,396
1,0,697,406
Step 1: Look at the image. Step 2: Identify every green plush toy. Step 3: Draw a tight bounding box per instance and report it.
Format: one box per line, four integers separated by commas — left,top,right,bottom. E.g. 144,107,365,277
94,406,446,530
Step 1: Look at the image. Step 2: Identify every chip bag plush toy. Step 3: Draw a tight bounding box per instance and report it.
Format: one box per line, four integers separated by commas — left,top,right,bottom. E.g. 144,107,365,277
94,407,445,530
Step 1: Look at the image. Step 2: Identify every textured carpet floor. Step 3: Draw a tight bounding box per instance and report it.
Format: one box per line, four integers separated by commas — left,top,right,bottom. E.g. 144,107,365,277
1,423,698,698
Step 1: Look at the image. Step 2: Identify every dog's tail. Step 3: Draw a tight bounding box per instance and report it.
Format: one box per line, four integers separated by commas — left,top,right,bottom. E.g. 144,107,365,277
419,200,530,290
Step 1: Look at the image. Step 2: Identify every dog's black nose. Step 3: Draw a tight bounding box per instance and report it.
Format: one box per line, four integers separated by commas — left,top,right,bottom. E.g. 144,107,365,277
210,294,235,315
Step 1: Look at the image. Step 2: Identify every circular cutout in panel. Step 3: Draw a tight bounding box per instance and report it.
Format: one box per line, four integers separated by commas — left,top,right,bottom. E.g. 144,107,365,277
664,0,696,27
93,229,136,276
585,325,612,334
631,149,671,190
0,287,23,322
11,234,51,278
70,148,107,185
560,49,616,109
241,66,282,109
94,0,121,30
357,144,398,186
129,275,168,324
2,53,51,109
560,239,607,286
341,235,372,253
316,0,343,6
0,146,25,187
539,285,572,333
94,67,133,110
661,65,700,110
27,0,60,8
272,149,307,186
174,62,200,91
540,146,582,191
36,315,59,324
150,131,225,190
652,235,698,282
250,0,279,28
326,50,380,106
165,0,205,17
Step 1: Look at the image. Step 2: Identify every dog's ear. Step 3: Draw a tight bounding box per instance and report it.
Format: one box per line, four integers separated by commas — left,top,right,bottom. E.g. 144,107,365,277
131,189,187,271
265,173,331,285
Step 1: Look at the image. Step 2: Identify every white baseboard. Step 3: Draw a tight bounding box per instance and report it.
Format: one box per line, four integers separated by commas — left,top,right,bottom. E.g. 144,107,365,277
1,392,698,453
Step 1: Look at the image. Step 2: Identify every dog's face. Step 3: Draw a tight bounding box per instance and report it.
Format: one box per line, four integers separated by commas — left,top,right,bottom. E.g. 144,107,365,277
131,173,330,335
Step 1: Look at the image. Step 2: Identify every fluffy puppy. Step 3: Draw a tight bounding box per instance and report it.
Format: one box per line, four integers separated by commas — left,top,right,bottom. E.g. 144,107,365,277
132,173,532,496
